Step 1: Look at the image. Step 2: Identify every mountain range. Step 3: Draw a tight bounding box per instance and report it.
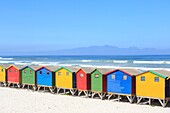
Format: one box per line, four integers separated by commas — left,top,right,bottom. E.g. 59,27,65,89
54,45,170,55
1,45,170,55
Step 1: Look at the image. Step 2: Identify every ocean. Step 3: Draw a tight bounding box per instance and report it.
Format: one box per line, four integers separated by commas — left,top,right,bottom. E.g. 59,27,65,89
1,55,170,71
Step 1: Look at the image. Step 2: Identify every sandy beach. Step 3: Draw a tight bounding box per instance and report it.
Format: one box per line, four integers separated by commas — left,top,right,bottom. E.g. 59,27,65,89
0,87,169,113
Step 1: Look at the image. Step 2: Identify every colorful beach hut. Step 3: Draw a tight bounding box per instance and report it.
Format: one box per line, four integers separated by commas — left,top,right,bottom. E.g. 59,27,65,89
55,66,78,95
136,70,170,107
21,66,37,90
0,65,6,86
91,68,112,99
6,65,21,87
36,66,54,92
76,67,95,97
105,69,142,103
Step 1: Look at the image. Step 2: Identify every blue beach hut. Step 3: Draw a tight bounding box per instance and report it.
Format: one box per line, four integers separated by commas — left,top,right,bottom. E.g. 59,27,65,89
36,66,55,92
105,69,141,103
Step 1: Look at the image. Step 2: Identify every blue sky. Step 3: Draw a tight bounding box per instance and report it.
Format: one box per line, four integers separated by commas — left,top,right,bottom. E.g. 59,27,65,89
0,0,170,51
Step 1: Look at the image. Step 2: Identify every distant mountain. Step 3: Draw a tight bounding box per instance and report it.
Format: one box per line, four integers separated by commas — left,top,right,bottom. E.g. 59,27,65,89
54,45,170,55
1,45,170,55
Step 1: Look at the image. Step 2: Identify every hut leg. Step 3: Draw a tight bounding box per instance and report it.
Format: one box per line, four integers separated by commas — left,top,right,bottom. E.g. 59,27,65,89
17,84,21,88
38,86,40,91
22,84,25,89
118,95,120,102
50,87,55,93
127,96,135,103
85,91,89,97
137,97,143,104
70,89,76,95
101,93,103,100
78,90,82,96
44,87,46,92
72,89,76,95
33,85,37,91
4,82,7,87
88,91,92,97
57,88,61,94
92,92,96,98
99,93,103,100
7,83,10,87
108,94,113,100
158,99,168,108
51,87,54,93
49,87,53,93
33,86,35,91
149,98,151,105
64,89,66,94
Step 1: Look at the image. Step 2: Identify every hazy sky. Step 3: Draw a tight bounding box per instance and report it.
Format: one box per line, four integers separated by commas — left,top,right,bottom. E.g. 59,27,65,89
0,0,170,51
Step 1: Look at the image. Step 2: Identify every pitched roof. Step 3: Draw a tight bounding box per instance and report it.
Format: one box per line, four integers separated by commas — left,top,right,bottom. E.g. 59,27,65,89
64,66,80,72
54,66,80,73
77,67,95,74
0,64,9,69
120,68,142,75
45,66,60,71
149,70,170,78
29,65,41,70
6,65,20,70
36,66,53,72
54,66,72,73
20,66,35,71
93,68,113,74
105,68,142,76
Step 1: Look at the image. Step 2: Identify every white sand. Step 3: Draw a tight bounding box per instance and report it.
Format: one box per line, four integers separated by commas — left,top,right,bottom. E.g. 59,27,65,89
0,87,169,113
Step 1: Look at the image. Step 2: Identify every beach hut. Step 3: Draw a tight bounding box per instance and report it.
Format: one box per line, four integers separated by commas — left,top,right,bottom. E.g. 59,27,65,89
55,66,79,95
6,65,21,88
36,66,55,92
91,68,112,99
21,66,37,90
105,69,142,103
76,67,95,97
0,65,6,86
136,70,170,107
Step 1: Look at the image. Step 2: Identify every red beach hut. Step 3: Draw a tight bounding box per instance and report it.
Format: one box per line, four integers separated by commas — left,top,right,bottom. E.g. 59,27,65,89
76,67,95,96
6,65,21,87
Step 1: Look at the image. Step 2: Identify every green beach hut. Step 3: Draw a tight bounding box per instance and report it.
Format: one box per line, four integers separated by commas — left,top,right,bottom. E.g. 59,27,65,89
91,68,112,99
21,66,37,90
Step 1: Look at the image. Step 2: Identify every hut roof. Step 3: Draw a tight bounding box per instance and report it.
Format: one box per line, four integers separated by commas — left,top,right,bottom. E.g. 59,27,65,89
6,65,21,70
77,67,96,74
20,66,34,71
65,66,80,72
29,65,41,70
105,68,142,76
0,64,9,69
149,70,170,78
94,68,113,74
119,68,142,76
36,66,53,72
45,66,60,71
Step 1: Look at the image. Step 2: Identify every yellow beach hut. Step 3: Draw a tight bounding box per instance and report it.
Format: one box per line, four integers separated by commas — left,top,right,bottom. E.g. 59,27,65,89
0,65,6,86
55,66,79,95
136,70,170,107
